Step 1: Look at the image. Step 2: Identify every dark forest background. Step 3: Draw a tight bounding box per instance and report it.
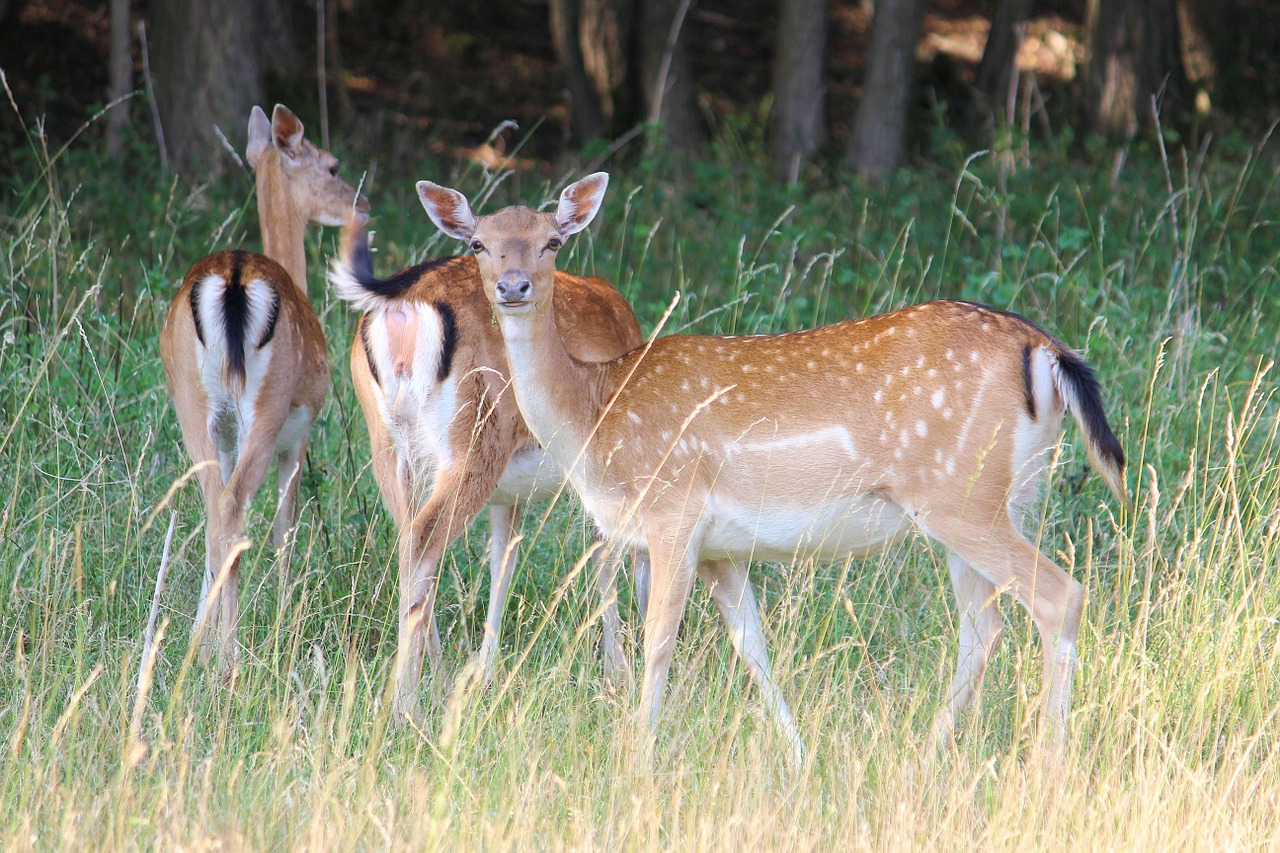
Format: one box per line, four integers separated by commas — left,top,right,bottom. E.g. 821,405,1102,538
2,0,1279,186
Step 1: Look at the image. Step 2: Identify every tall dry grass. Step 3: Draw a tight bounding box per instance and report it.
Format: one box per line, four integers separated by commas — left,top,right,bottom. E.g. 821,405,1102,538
1,113,1278,849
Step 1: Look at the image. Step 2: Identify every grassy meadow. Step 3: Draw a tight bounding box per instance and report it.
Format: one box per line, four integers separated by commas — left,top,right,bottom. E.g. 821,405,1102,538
2,118,1279,849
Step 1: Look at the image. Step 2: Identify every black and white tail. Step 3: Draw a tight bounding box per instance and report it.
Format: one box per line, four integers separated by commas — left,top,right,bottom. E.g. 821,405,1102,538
1050,344,1127,505
329,219,457,313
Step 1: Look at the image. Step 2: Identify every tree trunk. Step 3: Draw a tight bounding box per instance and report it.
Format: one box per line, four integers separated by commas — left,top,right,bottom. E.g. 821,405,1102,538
105,0,132,160
845,0,928,177
581,0,637,129
770,0,830,184
639,0,702,152
1085,0,1189,139
970,0,1032,137
148,0,299,175
326,0,354,129
551,0,607,144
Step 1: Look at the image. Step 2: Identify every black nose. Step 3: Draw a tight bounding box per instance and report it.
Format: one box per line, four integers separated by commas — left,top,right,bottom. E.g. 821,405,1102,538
496,272,532,302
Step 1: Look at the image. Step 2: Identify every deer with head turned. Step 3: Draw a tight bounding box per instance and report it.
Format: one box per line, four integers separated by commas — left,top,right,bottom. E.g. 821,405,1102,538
160,104,368,667
412,172,1127,761
328,207,647,721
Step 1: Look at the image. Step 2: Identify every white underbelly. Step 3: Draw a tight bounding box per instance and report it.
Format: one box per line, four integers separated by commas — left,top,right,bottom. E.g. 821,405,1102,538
490,443,566,505
700,493,911,563
274,405,313,453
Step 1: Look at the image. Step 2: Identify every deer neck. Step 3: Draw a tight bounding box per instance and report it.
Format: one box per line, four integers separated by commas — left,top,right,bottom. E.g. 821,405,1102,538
255,155,309,295
496,297,609,475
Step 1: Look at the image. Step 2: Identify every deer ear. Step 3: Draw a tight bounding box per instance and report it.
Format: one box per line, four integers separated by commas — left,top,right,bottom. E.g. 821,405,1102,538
271,103,305,159
246,105,270,169
417,181,478,242
555,172,609,237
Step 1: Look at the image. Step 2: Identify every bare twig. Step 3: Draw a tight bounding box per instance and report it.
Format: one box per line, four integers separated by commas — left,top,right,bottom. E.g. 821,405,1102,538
213,124,246,171
317,0,329,150
649,0,694,125
127,510,177,763
584,123,647,173
139,510,178,691
137,20,169,172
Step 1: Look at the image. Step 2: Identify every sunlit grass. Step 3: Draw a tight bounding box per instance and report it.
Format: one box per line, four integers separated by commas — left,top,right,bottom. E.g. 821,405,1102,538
1,118,1279,849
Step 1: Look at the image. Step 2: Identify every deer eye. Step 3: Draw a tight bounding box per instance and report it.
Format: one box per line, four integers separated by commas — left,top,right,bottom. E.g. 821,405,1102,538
470,240,485,253
546,237,563,252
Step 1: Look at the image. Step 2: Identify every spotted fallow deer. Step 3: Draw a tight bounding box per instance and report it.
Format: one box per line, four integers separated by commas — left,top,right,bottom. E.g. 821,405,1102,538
328,207,647,720
160,104,368,666
409,172,1128,760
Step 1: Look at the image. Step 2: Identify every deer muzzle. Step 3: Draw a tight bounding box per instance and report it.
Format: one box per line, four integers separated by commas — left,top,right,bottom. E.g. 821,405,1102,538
496,270,533,306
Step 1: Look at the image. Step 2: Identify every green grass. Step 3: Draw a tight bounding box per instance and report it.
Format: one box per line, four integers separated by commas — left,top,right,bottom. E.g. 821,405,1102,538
2,120,1279,849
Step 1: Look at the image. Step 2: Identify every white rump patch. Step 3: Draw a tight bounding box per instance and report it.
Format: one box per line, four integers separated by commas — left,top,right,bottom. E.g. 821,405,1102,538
367,302,445,393
196,274,278,369
363,303,460,493
1008,345,1068,512
196,273,279,454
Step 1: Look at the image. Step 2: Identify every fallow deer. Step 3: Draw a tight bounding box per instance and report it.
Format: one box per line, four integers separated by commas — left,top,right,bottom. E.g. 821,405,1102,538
406,172,1127,760
329,207,646,720
160,104,368,667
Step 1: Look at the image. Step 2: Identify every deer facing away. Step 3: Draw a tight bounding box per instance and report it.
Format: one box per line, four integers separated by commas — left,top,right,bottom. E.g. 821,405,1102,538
413,172,1127,759
160,104,368,667
329,206,647,720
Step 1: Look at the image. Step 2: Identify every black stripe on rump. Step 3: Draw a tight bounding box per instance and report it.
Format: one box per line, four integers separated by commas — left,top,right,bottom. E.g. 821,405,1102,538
189,277,206,346
434,301,457,382
360,314,380,387
257,284,281,348
1021,344,1035,419
222,251,250,383
1055,347,1126,471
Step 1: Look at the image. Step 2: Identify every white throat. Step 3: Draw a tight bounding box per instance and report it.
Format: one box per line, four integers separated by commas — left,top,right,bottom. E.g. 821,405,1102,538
495,309,591,477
